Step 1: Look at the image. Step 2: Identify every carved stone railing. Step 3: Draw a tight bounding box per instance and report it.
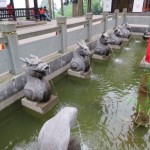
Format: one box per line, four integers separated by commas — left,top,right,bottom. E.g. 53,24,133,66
0,9,128,75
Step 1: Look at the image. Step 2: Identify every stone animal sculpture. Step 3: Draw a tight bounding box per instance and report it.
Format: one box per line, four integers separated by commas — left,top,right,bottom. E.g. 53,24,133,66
95,33,111,56
20,55,51,102
70,41,91,72
38,107,81,150
117,24,131,38
114,28,124,38
124,23,132,32
142,29,150,40
106,31,123,46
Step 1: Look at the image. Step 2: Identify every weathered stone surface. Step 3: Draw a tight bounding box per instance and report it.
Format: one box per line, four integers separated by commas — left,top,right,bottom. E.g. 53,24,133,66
38,107,78,150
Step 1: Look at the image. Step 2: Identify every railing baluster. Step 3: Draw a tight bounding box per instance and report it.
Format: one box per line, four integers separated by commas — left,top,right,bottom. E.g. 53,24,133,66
0,8,37,19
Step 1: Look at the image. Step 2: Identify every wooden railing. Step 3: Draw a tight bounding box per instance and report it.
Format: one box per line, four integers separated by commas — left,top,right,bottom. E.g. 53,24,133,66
0,8,39,20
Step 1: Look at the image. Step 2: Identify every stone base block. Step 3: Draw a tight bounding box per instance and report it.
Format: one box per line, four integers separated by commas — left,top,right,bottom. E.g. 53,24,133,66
122,38,129,42
110,44,122,49
68,68,92,79
21,95,58,114
140,56,150,69
92,54,111,60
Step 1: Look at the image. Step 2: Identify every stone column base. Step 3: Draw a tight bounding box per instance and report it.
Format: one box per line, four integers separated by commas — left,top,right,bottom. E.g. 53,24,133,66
92,54,111,60
21,95,58,114
110,43,123,50
140,55,150,69
68,68,92,79
122,37,130,42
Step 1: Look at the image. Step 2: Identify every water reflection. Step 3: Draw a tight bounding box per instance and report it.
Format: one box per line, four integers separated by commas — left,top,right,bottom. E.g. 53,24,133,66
124,47,131,51
135,40,141,43
114,58,124,64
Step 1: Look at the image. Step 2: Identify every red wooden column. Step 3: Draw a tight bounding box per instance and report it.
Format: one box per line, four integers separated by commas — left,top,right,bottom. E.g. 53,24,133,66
143,0,147,12
33,0,39,20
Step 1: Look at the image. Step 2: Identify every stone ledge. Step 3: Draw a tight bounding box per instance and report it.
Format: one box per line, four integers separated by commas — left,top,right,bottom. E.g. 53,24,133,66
68,68,92,79
140,56,150,69
110,43,123,49
92,54,111,60
122,38,129,42
21,95,58,114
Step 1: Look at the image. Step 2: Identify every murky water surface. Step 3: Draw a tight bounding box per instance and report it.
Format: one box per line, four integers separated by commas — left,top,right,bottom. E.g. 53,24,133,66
0,38,150,150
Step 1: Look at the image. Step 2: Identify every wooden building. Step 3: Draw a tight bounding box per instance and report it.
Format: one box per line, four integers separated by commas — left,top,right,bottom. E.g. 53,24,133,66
0,0,39,20
111,0,150,12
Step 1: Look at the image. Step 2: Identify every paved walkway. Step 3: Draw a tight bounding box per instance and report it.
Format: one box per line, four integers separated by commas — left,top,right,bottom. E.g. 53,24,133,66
17,15,102,35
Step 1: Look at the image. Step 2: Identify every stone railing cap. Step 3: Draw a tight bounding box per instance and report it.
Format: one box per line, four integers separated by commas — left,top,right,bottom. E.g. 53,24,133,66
86,13,93,19
0,22,16,32
56,16,67,24
123,8,127,12
114,9,119,14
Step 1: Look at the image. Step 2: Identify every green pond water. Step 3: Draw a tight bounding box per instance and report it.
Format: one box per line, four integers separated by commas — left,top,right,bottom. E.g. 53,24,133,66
0,38,150,150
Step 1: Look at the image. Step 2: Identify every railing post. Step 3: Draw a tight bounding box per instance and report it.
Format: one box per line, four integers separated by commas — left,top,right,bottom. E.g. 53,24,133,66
85,13,93,42
114,9,119,28
56,16,67,53
103,12,108,32
123,8,127,24
0,22,23,75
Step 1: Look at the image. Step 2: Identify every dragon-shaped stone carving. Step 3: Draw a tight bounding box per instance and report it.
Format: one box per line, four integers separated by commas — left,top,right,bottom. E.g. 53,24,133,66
95,34,111,56
70,41,91,72
20,55,51,102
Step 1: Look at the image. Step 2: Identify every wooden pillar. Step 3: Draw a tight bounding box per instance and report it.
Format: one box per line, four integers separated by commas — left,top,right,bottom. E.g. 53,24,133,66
61,0,64,16
10,0,16,21
25,0,30,20
48,0,52,18
52,0,55,19
34,0,39,19
87,0,91,12
72,3,78,17
143,0,147,12
78,0,84,16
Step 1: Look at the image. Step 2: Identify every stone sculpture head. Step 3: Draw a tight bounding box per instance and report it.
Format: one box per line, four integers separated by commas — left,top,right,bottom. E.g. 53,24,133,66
123,23,132,31
20,55,49,79
114,28,124,37
57,107,78,128
77,40,91,57
99,33,110,45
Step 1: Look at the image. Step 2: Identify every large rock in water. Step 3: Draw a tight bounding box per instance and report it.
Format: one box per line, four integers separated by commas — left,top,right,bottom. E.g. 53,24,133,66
38,107,78,150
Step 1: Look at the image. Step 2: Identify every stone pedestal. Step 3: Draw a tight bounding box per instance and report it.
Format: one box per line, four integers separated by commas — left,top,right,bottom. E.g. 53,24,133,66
122,38,129,42
140,56,150,69
122,36,131,42
21,95,58,114
92,54,111,60
110,43,123,50
68,68,92,79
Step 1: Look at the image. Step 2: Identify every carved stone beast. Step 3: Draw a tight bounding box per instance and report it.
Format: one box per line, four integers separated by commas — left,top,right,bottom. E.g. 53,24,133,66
20,55,51,102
